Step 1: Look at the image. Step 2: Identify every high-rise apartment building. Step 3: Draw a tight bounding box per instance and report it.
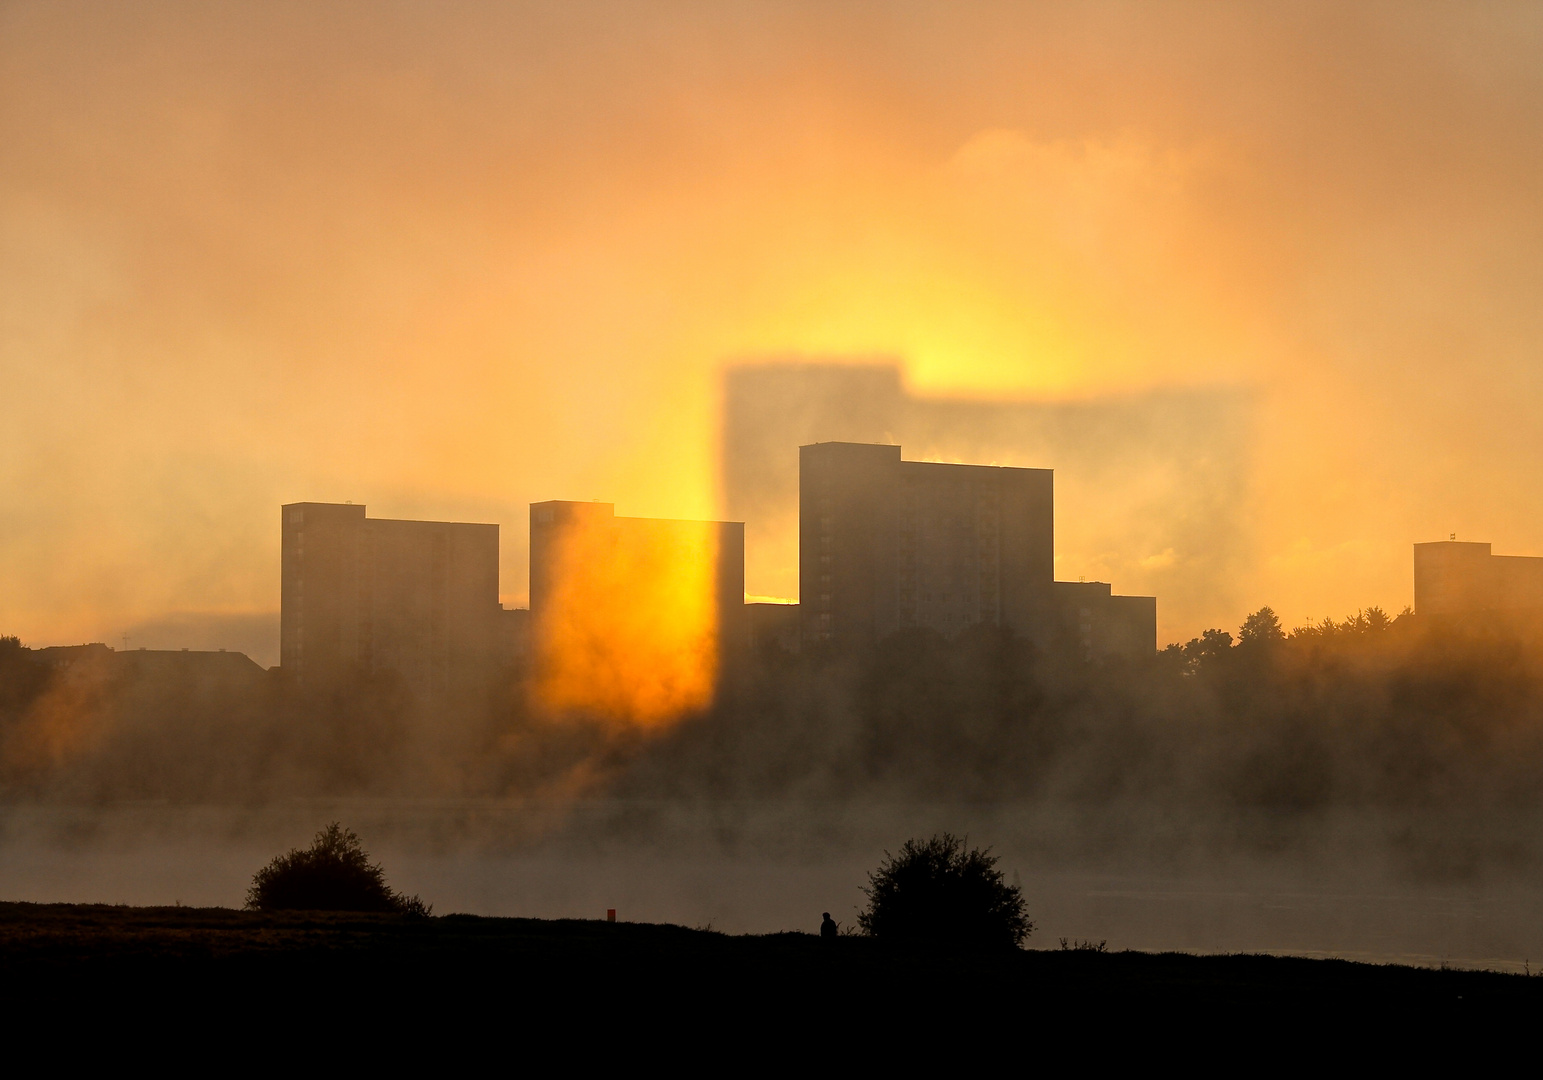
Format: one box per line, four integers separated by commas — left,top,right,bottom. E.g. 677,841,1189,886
800,442,1055,647
798,442,1154,656
279,502,504,696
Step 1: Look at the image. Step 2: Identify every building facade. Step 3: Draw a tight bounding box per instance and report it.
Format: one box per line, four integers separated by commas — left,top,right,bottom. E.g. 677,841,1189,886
279,502,504,696
1414,540,1543,617
746,602,800,653
1051,581,1158,660
799,442,1055,648
798,442,1154,657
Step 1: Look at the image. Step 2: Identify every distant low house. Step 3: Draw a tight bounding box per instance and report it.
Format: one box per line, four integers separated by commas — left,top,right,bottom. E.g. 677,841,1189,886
36,644,265,679
27,644,270,726
32,642,115,669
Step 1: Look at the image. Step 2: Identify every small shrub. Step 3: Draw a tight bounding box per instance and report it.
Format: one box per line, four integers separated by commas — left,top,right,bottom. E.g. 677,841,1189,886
858,833,1032,949
1058,937,1108,952
246,822,430,915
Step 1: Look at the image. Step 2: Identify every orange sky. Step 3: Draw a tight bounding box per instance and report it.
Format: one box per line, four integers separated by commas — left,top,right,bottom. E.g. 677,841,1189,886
3,2,1543,659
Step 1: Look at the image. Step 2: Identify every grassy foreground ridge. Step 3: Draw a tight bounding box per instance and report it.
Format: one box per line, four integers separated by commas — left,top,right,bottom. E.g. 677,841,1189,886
2,901,1538,1016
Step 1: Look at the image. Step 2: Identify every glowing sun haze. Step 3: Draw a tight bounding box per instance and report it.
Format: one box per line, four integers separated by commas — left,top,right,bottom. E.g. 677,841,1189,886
3,1,1543,658
533,510,721,727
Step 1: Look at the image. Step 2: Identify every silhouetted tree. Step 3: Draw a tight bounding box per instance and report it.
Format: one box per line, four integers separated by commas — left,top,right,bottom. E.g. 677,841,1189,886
1358,606,1392,633
1237,607,1285,647
0,636,43,712
859,833,1032,948
1169,627,1235,674
246,823,429,915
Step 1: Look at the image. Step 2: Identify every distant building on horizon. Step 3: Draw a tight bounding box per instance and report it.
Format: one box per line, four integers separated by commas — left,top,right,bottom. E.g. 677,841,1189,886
798,442,1154,657
279,502,512,698
29,643,270,720
34,642,266,680
1414,540,1543,617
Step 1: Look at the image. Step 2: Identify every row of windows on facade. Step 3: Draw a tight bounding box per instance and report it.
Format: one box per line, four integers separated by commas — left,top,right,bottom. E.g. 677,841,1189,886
818,516,1001,533
818,580,1005,594
812,610,989,630
900,612,983,626
822,571,997,585
898,566,995,580
819,590,989,606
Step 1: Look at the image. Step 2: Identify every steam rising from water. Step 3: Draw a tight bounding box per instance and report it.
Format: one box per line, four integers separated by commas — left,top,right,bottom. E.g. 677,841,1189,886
2,800,1540,971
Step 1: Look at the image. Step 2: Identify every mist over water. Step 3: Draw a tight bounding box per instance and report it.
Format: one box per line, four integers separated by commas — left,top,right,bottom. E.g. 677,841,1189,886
6,614,1543,968
3,799,1540,971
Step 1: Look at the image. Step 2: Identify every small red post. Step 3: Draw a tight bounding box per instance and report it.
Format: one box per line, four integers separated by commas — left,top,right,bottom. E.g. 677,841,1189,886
607,908,616,923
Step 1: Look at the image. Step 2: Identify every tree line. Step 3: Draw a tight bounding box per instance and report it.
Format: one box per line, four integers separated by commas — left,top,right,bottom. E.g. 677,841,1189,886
4,603,1543,827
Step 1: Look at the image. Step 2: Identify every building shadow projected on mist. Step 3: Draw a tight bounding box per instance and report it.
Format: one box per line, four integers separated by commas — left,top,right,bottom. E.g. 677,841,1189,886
721,360,1254,635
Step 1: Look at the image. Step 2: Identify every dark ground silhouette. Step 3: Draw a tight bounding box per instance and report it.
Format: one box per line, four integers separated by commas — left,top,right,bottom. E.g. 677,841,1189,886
2,901,1539,1023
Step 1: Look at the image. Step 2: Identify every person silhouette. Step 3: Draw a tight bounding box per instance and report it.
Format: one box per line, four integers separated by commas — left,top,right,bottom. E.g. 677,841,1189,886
821,912,838,939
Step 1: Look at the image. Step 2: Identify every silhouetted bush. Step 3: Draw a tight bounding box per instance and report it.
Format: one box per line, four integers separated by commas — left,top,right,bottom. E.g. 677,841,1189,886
246,823,430,915
859,833,1032,948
